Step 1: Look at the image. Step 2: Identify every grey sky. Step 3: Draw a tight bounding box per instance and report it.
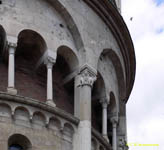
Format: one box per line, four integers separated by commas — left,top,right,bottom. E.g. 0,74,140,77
122,0,164,149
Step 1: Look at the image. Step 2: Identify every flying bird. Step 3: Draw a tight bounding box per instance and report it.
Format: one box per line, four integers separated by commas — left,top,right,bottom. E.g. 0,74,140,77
130,17,133,21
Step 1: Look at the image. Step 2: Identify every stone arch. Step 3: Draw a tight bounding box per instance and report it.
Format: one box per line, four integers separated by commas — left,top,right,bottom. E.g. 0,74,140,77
0,103,11,117
0,25,6,56
32,111,46,126
14,106,30,121
98,49,126,100
63,123,74,137
8,134,32,150
0,25,7,92
108,92,118,115
14,29,47,101
16,29,47,67
49,0,84,51
92,72,106,132
49,117,61,131
53,45,79,114
107,92,118,146
1,0,85,63
56,45,79,74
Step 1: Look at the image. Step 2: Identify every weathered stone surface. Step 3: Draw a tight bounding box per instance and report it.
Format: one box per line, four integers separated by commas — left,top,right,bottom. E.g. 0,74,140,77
0,0,135,150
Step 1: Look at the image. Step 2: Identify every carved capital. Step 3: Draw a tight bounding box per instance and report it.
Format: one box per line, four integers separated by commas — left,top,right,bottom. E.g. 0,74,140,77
44,56,56,69
8,42,17,54
100,97,109,109
78,67,97,87
110,116,118,127
8,41,17,48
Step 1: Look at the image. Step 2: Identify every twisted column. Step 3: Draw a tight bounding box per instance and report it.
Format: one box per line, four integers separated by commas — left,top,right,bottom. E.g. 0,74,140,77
7,42,17,95
100,97,109,141
44,56,56,107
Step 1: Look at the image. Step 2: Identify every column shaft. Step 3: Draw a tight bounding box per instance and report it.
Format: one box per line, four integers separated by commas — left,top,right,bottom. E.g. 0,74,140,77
47,66,53,100
112,124,117,150
8,49,15,88
44,56,56,107
7,42,17,95
102,106,107,136
100,98,109,141
73,66,96,150
111,117,118,150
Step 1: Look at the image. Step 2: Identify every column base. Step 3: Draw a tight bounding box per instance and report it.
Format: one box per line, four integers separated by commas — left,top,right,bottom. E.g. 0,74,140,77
103,134,109,142
46,99,56,107
7,87,17,95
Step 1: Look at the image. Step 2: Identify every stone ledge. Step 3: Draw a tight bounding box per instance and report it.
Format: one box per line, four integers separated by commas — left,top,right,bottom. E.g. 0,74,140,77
92,128,112,149
0,92,80,126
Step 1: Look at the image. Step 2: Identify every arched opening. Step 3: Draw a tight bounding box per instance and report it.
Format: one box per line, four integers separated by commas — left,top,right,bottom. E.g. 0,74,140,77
0,25,8,92
100,49,126,100
92,72,106,132
0,103,11,118
49,117,61,131
0,25,6,56
62,122,74,144
53,45,79,114
14,106,30,121
32,111,46,126
107,92,117,146
15,29,47,101
16,29,47,66
8,134,32,150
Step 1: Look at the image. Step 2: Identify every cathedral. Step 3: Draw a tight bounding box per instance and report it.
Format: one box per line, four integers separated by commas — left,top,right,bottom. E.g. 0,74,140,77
0,0,135,150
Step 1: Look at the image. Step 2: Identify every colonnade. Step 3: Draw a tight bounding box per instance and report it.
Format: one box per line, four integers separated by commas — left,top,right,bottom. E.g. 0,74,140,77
5,41,118,150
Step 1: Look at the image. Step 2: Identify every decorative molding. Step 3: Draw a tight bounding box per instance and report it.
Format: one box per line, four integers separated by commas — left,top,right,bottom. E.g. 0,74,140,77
0,92,79,125
8,41,17,48
8,41,17,54
99,97,109,109
44,56,56,68
110,116,118,127
78,64,97,87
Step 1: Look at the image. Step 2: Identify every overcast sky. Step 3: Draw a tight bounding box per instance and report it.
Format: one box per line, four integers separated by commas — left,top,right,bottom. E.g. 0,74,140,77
122,0,164,150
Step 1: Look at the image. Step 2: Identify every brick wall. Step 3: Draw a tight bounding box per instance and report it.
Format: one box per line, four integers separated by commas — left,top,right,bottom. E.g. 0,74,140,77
0,61,74,114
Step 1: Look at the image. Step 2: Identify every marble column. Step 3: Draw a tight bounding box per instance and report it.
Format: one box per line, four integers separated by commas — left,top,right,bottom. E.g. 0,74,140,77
7,42,17,95
74,65,96,150
111,116,118,150
44,56,56,107
100,97,109,141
